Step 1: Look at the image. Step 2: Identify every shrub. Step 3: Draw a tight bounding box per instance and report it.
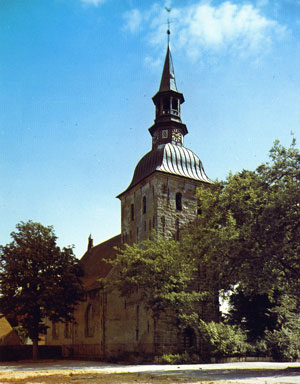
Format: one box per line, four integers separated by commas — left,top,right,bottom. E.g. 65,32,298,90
198,320,250,358
263,295,300,361
154,351,200,364
265,328,300,361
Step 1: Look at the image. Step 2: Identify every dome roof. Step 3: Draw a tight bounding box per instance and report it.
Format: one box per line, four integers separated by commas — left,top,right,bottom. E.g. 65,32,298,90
118,143,211,197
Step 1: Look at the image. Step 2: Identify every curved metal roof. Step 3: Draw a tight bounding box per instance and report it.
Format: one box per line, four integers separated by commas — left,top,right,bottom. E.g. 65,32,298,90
118,143,211,197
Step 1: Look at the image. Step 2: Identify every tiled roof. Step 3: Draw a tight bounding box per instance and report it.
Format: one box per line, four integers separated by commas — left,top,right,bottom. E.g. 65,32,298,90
0,316,21,345
80,234,121,291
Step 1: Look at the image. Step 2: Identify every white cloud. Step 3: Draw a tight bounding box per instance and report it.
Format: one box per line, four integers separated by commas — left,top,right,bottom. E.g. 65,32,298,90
80,0,106,6
256,0,269,7
123,1,287,61
123,9,142,33
144,55,162,69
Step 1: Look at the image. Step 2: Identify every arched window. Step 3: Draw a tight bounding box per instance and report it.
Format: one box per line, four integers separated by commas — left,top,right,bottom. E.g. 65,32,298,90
52,322,58,339
64,322,71,339
143,196,146,214
183,327,196,349
197,200,202,215
176,192,182,211
85,304,94,338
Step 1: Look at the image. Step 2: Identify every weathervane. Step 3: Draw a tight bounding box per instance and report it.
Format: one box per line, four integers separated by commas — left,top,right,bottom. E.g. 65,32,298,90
165,6,171,44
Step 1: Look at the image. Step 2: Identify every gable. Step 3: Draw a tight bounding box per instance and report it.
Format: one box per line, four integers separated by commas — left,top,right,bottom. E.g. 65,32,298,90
0,316,21,346
80,234,121,291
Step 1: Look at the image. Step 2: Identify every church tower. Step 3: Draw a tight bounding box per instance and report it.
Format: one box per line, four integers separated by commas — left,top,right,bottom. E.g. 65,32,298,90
117,44,211,244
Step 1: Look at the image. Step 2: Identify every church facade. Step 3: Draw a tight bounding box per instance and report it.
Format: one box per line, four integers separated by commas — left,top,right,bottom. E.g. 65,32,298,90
45,44,218,359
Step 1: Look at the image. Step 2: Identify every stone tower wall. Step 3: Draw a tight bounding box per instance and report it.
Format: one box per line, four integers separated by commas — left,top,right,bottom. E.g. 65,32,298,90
120,172,204,244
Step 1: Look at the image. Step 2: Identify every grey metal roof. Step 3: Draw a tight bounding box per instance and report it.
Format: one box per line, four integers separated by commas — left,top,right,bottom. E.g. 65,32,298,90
159,44,178,93
118,143,211,197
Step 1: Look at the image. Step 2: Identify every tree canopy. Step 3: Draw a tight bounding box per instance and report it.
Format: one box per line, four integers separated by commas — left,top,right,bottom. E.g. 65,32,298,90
0,221,84,359
103,236,210,325
103,139,300,359
184,139,300,299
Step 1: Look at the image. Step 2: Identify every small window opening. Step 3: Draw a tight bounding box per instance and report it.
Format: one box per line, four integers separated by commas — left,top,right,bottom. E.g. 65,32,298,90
136,305,140,340
176,193,182,211
175,218,180,241
183,327,196,349
197,200,202,215
143,196,146,214
161,216,166,235
172,98,179,115
64,322,71,339
52,322,58,339
85,304,94,338
131,204,134,221
163,97,170,114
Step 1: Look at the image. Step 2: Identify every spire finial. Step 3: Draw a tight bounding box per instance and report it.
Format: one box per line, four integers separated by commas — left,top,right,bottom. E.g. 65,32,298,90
165,7,171,45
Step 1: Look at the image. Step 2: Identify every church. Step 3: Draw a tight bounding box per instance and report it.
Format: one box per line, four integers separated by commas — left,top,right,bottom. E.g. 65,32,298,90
45,42,219,359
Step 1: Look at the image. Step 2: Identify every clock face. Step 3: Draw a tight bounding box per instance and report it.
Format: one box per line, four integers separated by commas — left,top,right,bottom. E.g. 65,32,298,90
172,129,182,143
162,129,168,139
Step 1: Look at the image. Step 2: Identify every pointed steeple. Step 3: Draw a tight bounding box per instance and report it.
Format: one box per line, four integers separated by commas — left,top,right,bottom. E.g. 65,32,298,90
159,44,178,93
149,43,187,149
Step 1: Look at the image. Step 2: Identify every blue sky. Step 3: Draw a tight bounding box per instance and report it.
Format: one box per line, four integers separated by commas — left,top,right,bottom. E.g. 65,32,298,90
1,0,299,257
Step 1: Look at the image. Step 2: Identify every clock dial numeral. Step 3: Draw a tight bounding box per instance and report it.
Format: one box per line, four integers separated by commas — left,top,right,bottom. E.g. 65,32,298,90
172,129,182,143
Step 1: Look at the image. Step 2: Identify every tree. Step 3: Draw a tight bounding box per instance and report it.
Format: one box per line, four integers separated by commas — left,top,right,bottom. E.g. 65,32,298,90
103,236,208,327
0,221,83,359
264,295,300,361
227,289,278,341
183,139,300,299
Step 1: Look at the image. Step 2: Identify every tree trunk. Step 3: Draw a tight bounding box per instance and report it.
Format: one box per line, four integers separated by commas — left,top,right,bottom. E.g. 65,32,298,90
32,338,39,360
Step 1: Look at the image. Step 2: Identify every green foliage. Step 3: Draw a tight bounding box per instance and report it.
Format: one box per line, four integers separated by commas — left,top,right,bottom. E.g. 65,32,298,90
264,295,300,361
198,320,250,358
184,139,300,299
12,325,28,344
0,221,84,357
154,351,199,364
265,328,300,361
227,289,278,341
103,236,207,324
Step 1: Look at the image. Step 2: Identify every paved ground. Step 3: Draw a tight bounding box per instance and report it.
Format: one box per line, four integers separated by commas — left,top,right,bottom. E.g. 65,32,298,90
1,360,300,383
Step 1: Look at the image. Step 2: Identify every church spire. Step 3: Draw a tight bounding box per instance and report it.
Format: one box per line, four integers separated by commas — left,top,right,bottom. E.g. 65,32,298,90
159,44,178,93
149,41,187,149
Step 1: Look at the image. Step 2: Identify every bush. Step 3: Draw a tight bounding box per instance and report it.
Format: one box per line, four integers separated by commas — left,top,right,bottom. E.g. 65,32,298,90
265,328,300,361
263,295,300,361
154,351,200,364
253,338,268,357
198,320,250,358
